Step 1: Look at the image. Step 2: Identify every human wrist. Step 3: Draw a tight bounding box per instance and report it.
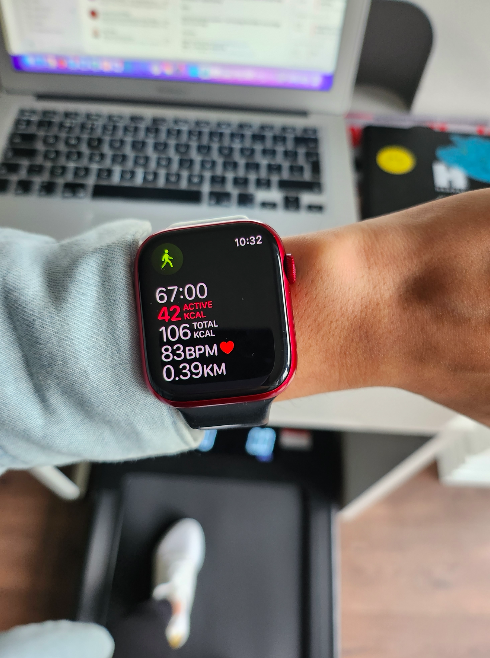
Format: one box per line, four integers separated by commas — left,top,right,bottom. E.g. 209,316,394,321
346,194,490,420
360,192,490,423
278,221,400,400
279,190,490,427
346,214,426,394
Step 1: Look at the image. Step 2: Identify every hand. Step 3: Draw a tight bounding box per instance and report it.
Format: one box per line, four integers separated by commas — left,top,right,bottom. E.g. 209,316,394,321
279,189,490,427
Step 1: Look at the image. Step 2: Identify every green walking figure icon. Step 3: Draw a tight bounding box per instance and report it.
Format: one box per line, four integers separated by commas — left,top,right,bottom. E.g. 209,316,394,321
161,249,173,269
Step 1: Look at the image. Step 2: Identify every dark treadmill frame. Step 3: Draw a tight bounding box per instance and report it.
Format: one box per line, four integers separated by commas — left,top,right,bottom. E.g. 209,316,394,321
76,427,342,658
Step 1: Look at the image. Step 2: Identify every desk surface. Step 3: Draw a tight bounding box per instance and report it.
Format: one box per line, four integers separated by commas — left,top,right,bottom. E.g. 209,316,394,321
271,388,455,435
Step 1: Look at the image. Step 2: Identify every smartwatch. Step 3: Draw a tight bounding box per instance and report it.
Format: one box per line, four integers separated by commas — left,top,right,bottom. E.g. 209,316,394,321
134,216,296,430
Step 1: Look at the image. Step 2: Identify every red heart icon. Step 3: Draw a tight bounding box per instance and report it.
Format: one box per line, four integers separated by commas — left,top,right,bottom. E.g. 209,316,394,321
220,341,234,354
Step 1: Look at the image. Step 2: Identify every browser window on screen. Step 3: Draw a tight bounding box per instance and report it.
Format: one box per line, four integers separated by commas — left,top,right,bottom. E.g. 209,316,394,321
0,0,348,91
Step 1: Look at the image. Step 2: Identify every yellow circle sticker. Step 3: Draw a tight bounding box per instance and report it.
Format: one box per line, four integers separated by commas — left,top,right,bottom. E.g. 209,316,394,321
376,145,416,175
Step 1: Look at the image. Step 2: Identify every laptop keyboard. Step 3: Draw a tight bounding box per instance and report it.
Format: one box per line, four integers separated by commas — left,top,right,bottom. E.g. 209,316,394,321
0,108,324,212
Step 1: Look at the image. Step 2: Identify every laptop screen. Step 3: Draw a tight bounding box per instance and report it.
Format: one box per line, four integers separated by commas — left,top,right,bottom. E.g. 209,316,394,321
0,0,348,92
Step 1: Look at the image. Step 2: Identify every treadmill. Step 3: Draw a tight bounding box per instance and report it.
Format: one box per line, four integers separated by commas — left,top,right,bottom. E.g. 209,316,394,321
77,426,342,658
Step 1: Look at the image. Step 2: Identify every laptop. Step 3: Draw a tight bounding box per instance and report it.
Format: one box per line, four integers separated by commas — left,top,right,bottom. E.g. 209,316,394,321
0,0,369,240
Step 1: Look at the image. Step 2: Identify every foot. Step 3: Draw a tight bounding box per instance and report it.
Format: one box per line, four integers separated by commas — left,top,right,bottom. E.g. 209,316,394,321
152,518,205,649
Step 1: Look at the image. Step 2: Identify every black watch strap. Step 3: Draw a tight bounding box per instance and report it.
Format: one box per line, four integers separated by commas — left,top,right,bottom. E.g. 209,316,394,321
178,399,273,430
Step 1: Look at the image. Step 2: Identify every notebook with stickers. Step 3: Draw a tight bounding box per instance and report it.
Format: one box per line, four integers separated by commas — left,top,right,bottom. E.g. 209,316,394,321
361,125,490,219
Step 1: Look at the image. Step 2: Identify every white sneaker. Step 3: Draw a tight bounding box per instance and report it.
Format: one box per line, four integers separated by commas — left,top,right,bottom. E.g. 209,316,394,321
152,518,205,649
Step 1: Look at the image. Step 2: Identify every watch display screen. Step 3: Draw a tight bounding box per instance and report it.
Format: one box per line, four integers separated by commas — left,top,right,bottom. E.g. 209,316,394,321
137,221,291,402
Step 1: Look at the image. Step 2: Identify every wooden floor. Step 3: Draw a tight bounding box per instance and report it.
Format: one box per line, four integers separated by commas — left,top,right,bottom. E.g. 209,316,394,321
1,465,490,656
0,470,90,631
341,464,490,658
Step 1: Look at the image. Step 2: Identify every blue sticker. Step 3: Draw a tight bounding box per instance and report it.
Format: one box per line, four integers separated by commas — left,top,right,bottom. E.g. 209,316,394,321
436,134,490,184
198,429,217,452
245,427,276,462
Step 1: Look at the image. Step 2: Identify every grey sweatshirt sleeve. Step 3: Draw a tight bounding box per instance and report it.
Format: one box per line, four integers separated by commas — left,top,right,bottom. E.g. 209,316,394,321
0,220,203,472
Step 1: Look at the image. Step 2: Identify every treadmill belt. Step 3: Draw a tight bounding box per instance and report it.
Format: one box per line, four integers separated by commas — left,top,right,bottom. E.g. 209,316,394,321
108,474,302,658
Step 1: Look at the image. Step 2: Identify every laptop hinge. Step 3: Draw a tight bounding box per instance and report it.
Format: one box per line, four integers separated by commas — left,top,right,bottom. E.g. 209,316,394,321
35,94,308,117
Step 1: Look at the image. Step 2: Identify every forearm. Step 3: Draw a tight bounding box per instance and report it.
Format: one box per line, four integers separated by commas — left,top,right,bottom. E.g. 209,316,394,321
280,190,490,427
0,221,202,471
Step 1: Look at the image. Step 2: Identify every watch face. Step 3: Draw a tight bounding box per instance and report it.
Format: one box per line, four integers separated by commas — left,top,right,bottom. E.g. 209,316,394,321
137,221,292,403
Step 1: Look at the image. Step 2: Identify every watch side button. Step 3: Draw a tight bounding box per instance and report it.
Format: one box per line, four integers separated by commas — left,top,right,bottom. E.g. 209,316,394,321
285,254,296,284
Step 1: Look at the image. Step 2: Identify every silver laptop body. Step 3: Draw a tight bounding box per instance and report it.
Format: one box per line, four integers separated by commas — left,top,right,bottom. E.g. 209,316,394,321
0,0,369,240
